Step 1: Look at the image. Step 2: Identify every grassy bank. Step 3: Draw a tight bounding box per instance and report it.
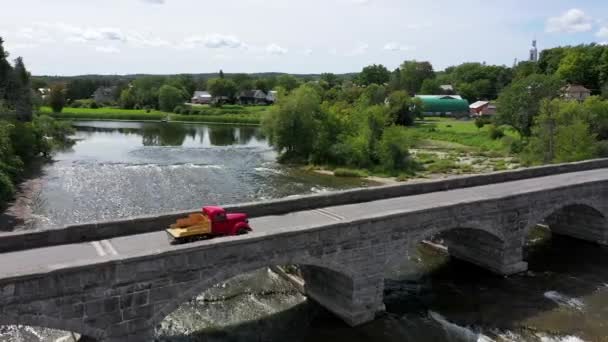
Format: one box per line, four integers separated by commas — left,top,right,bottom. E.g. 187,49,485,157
40,106,266,125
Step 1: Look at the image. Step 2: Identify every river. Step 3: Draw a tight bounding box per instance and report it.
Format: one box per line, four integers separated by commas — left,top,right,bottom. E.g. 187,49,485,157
1,121,607,342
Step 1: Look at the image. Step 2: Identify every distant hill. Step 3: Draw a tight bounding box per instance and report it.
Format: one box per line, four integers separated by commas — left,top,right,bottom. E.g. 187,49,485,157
32,72,360,84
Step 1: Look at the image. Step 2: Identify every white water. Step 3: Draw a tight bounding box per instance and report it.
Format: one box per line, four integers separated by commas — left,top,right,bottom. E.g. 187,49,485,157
543,291,585,311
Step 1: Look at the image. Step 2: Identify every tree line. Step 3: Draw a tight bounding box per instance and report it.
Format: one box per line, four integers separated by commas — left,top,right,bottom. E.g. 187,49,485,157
0,38,74,207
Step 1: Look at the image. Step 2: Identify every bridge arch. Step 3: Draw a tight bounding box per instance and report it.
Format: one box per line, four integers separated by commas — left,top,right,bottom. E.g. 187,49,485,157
526,200,607,245
0,314,106,340
148,255,356,329
386,225,524,276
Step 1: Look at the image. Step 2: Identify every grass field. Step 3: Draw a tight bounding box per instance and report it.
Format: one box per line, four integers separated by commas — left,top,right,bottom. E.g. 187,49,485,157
410,118,519,153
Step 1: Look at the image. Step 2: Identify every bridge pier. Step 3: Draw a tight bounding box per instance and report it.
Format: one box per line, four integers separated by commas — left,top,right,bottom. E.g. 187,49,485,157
545,205,608,245
443,230,528,275
301,265,385,326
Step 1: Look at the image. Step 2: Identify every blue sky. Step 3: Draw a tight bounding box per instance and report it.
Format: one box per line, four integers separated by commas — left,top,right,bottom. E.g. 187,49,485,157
1,0,607,75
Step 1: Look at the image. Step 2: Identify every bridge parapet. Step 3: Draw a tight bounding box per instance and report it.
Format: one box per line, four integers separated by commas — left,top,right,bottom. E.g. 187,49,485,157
2,158,608,253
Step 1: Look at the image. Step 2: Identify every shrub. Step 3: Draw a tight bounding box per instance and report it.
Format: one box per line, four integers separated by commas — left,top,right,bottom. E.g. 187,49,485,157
173,106,182,114
0,171,15,204
378,126,416,173
474,116,491,129
488,125,505,140
89,101,99,109
70,101,82,108
334,168,367,177
597,140,608,157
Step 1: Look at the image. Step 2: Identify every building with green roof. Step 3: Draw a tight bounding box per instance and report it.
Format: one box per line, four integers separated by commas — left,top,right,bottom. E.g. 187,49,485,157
415,95,470,117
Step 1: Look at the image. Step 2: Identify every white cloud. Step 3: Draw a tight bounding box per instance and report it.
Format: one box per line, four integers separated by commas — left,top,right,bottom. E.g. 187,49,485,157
546,9,593,33
141,0,165,4
95,46,120,54
383,42,413,51
597,27,608,39
303,48,313,56
266,43,288,55
351,0,370,5
345,42,368,56
181,34,243,49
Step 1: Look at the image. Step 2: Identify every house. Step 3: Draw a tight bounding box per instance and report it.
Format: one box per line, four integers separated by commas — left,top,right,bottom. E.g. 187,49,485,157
37,88,50,100
92,86,117,105
191,91,212,104
237,90,267,105
439,84,455,94
266,90,278,104
415,95,470,117
562,84,591,102
469,101,497,117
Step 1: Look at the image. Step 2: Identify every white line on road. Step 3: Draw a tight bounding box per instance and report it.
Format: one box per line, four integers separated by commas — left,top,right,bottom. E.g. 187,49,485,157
91,241,106,257
101,240,119,256
314,208,345,221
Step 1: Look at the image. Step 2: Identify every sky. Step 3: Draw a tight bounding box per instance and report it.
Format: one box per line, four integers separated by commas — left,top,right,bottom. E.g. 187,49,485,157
1,0,607,76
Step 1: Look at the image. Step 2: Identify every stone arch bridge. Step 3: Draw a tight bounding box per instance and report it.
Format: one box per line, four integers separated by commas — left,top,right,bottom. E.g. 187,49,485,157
0,161,606,341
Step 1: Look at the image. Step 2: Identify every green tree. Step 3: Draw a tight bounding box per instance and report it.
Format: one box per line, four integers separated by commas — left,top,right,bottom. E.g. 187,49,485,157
263,85,321,161
387,91,422,126
12,57,33,121
419,78,441,94
320,73,340,89
358,64,390,86
378,126,416,173
359,84,386,106
276,75,299,92
158,85,185,112
119,87,136,109
207,78,237,105
399,60,435,94
232,73,254,92
49,84,66,113
524,99,598,164
497,74,562,137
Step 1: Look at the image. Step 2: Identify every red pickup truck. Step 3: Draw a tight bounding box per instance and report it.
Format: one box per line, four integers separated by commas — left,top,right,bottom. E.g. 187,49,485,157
166,206,252,244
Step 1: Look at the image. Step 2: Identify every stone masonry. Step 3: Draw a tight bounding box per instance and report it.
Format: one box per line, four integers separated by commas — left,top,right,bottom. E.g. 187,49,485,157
0,178,606,341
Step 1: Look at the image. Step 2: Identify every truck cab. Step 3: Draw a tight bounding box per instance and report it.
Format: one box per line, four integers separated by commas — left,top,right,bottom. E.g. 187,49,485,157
166,206,252,244
203,206,250,236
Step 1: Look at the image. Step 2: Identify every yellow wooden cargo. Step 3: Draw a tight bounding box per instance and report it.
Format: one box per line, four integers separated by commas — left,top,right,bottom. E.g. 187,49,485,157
166,213,212,239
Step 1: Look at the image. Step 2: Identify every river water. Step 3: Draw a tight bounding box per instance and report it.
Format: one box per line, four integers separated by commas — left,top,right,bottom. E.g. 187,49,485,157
1,121,608,342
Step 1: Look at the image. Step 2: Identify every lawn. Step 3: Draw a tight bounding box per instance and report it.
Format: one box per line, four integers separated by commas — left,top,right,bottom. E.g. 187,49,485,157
410,118,519,153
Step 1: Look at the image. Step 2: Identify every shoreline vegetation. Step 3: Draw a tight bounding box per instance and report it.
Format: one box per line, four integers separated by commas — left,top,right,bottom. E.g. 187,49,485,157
39,105,267,125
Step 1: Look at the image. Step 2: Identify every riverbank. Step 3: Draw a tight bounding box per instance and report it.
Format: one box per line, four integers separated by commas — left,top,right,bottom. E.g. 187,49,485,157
40,106,266,125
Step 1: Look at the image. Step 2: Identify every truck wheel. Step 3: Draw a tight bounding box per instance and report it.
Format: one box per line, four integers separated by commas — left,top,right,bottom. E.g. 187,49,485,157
237,228,249,235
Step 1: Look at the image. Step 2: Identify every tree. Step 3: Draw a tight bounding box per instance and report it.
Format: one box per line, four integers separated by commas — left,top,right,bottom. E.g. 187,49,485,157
219,70,225,79
386,91,422,126
119,88,136,109
0,37,11,102
497,74,563,137
358,64,390,86
524,99,598,164
320,73,340,89
49,84,66,113
263,85,321,161
207,78,237,105
399,60,435,94
359,84,386,106
232,73,254,92
378,126,415,173
419,78,441,94
158,85,185,112
12,57,32,121
276,75,299,92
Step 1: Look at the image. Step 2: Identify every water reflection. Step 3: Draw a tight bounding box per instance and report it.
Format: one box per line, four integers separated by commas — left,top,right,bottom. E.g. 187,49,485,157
208,126,237,146
72,121,265,148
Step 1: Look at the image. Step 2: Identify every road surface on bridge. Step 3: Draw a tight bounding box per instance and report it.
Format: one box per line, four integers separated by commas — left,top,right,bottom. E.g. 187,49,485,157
1,168,606,279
